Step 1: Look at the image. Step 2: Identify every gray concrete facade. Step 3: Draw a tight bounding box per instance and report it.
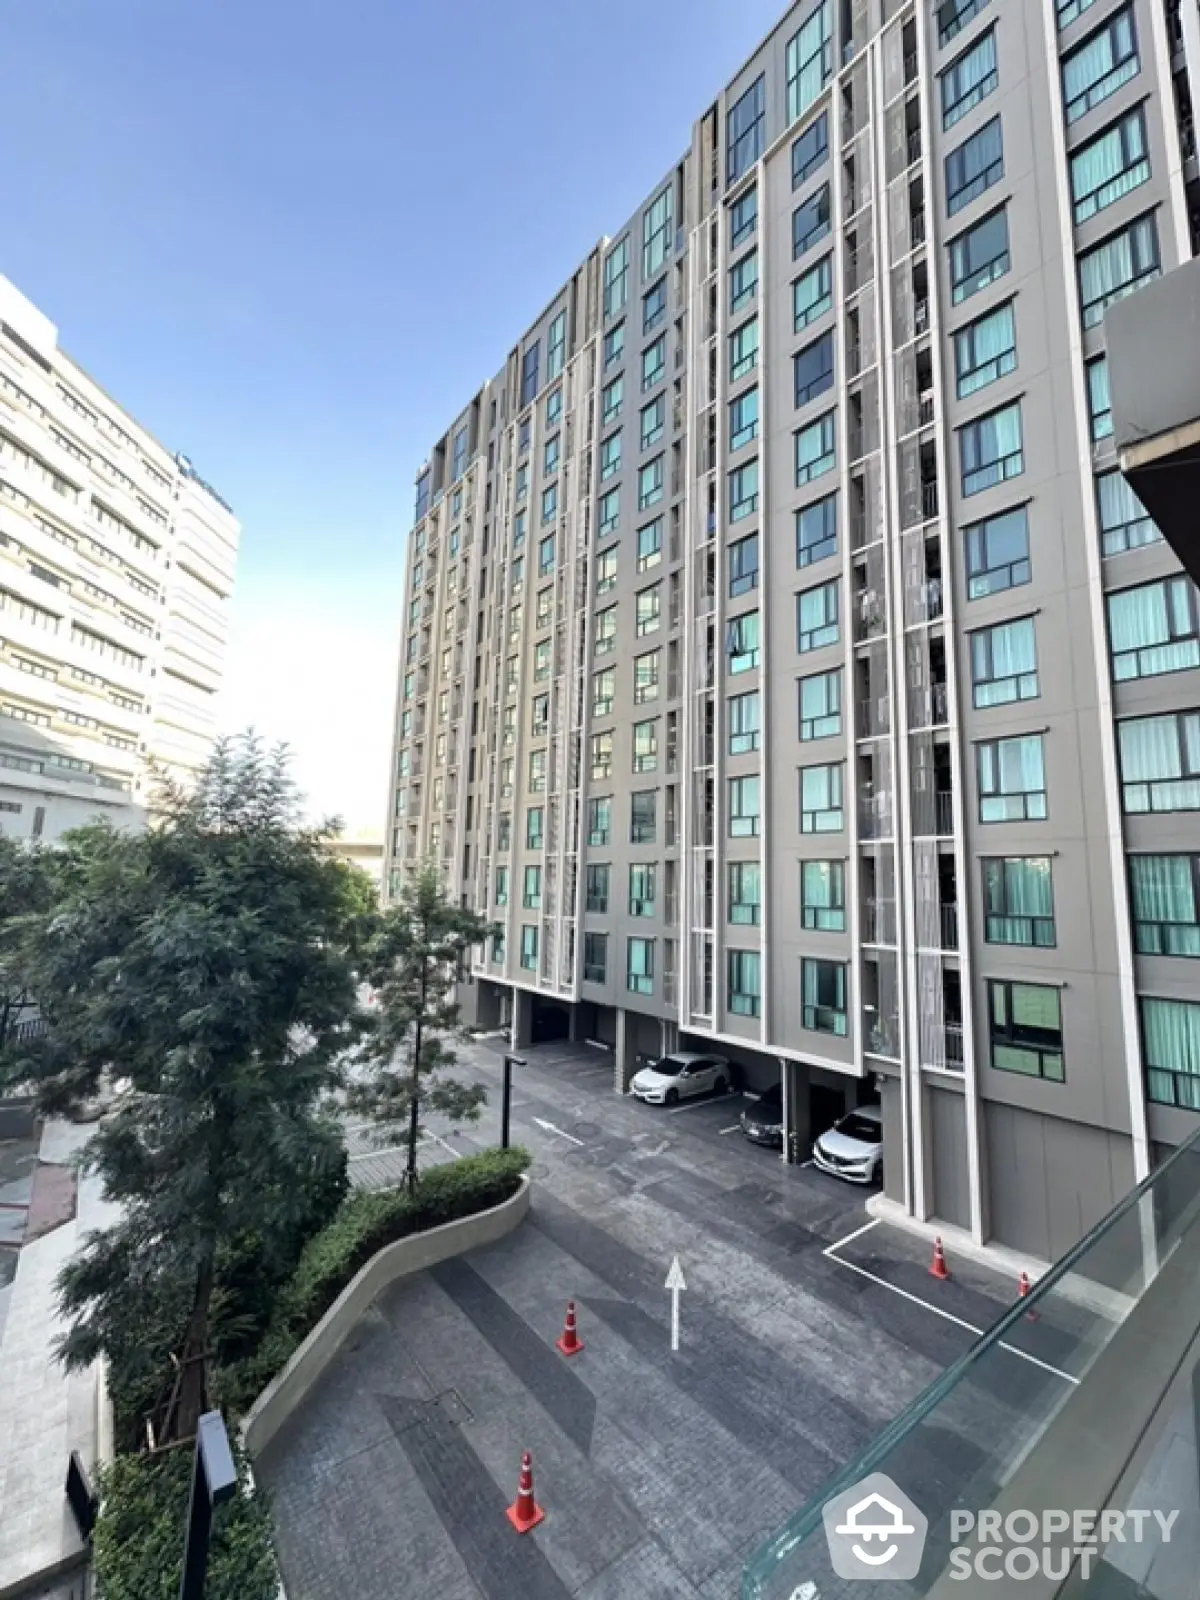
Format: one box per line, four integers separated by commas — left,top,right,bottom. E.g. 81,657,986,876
385,0,1200,1260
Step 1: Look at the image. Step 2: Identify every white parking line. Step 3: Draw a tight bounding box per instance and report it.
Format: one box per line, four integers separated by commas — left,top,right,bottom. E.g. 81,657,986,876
666,1094,739,1115
824,1224,1078,1386
421,1128,463,1161
718,1123,742,1135
347,1144,408,1163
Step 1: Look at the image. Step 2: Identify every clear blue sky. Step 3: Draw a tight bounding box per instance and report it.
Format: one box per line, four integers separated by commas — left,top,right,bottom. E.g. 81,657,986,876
0,0,785,829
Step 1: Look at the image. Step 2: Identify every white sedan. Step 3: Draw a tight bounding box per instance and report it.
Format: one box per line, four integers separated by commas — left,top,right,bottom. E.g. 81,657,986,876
630,1051,731,1106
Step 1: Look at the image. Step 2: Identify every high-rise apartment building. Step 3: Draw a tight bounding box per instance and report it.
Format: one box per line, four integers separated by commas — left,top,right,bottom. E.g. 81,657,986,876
385,0,1200,1260
0,275,240,839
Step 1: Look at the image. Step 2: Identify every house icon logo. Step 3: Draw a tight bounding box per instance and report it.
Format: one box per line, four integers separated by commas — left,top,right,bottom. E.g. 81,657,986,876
822,1472,928,1581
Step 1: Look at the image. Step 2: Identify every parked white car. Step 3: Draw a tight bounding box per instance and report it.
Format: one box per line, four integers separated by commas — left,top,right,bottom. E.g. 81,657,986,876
630,1051,731,1106
812,1105,884,1184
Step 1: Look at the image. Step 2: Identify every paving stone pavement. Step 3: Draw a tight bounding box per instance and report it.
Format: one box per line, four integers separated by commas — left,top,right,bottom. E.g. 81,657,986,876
259,1039,1056,1599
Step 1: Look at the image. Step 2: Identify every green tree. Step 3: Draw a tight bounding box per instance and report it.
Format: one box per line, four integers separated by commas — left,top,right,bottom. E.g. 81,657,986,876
0,834,58,1076
11,733,364,1444
349,860,492,1193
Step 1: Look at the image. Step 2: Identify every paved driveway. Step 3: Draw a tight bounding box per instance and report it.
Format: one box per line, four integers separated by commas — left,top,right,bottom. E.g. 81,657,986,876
258,1040,1058,1598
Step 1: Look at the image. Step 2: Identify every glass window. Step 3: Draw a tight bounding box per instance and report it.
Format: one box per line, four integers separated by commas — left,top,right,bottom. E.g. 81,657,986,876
600,431,622,482
588,796,611,846
591,730,613,779
1142,998,1200,1109
596,545,618,595
1118,711,1200,814
521,343,540,406
730,250,758,313
730,318,760,380
729,460,759,522
627,936,655,995
603,322,625,368
1062,6,1138,123
793,185,832,257
642,335,667,391
965,506,1030,600
1130,856,1200,958
989,981,1064,1080
526,806,544,848
727,610,760,673
729,861,762,925
546,387,563,426
797,578,840,652
728,74,766,183
586,865,610,914
792,110,830,188
938,0,993,47
787,0,832,123
945,116,1004,215
604,237,629,318
1109,576,1200,681
1079,214,1160,328
793,257,833,332
451,424,469,482
638,456,664,510
1071,107,1149,224
802,957,847,1034
598,487,620,537
730,388,760,451
801,860,846,931
541,484,557,527
730,186,758,248
728,689,761,754
641,395,665,449
538,533,555,576
983,856,1056,946
799,667,842,740
954,301,1016,398
959,400,1023,495
1057,0,1099,29
796,493,838,568
728,949,763,1017
795,411,836,484
643,185,673,280
941,29,998,128
794,333,834,408
547,310,567,380
520,924,539,970
532,692,549,733
627,862,657,920
602,375,624,424
636,583,661,636
800,761,844,832
729,533,759,598
494,866,509,906
971,616,1039,706
543,435,560,477
637,517,663,572
1087,356,1113,442
583,932,608,984
948,206,1010,305
633,719,659,773
978,733,1047,821
633,648,660,703
593,667,615,717
630,789,657,843
595,604,617,655
523,864,542,909
527,748,547,795
513,510,527,548
1097,470,1159,556
729,774,761,837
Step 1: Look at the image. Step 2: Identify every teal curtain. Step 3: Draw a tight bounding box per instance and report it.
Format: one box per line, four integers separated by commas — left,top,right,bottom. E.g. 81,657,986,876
1130,856,1200,955
1143,998,1200,1109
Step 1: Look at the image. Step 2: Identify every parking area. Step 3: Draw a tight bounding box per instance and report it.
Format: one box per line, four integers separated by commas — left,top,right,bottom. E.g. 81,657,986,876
261,1040,1046,1599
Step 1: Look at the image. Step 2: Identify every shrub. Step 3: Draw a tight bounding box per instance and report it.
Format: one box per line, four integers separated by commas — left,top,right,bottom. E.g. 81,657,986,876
92,1447,277,1600
217,1145,530,1415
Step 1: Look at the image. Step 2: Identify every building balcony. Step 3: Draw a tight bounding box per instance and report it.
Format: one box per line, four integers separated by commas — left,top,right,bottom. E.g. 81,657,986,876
862,897,897,945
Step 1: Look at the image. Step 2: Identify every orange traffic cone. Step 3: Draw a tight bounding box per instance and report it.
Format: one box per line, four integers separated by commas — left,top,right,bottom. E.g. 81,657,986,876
556,1300,584,1357
506,1450,545,1534
930,1236,951,1280
1019,1270,1038,1320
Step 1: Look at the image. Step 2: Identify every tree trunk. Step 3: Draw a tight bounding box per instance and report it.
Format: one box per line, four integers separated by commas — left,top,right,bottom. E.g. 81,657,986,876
405,955,427,1195
168,1256,214,1444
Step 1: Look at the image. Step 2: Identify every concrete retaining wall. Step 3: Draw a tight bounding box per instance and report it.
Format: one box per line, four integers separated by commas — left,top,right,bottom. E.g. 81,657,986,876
242,1175,531,1459
0,1101,36,1141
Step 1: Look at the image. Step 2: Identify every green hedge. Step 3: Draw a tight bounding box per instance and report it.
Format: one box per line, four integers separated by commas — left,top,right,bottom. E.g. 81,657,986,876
218,1145,530,1414
92,1448,277,1600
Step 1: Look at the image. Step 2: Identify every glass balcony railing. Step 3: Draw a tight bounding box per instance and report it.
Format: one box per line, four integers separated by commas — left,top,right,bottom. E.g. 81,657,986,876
742,1127,1200,1598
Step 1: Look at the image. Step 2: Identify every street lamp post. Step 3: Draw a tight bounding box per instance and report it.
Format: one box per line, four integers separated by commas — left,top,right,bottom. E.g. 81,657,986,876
179,1411,238,1600
501,1054,526,1150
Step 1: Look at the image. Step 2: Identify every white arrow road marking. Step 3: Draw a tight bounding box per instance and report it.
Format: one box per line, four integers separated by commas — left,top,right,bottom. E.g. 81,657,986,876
718,1123,742,1135
532,1116,586,1146
665,1255,687,1352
